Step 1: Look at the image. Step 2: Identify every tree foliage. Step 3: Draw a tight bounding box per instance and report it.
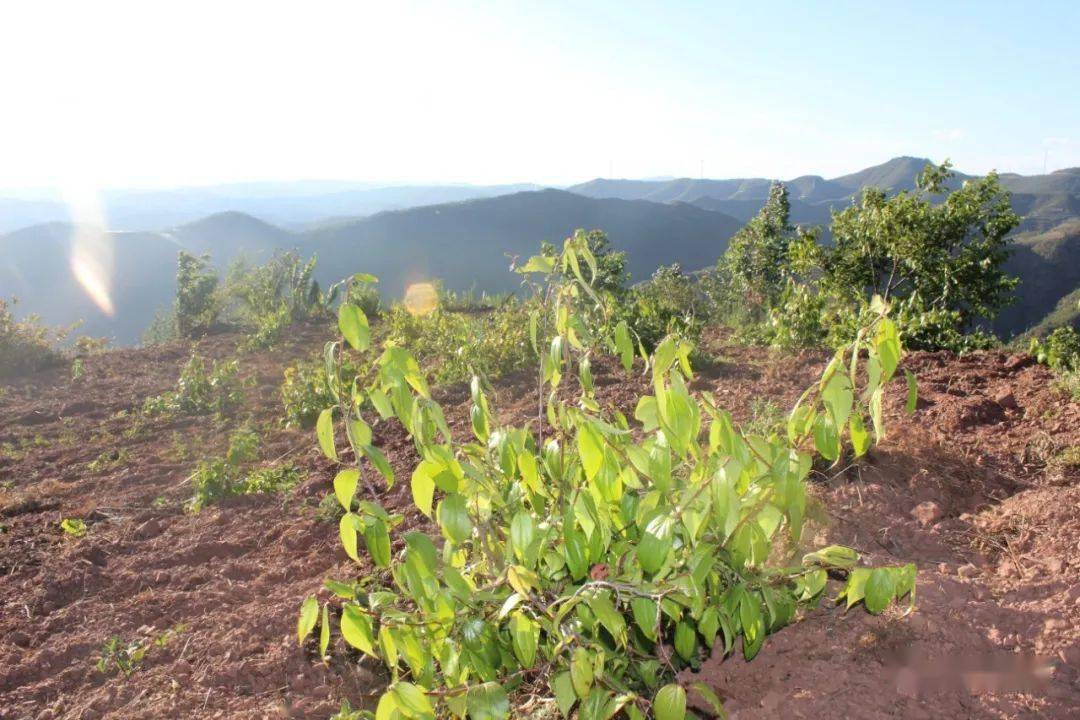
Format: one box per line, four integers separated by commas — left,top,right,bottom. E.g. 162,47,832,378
0,297,66,379
175,251,221,339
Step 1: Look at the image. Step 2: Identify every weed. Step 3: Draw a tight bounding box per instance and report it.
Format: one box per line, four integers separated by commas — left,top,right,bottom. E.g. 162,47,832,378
329,700,365,720
189,427,301,510
742,398,784,437
144,354,246,417
88,448,131,473
60,518,87,537
95,637,147,675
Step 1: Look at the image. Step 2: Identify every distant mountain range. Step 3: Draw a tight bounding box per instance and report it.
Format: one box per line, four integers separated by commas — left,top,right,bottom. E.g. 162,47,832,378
569,156,1080,232
0,182,542,233
2,157,1078,345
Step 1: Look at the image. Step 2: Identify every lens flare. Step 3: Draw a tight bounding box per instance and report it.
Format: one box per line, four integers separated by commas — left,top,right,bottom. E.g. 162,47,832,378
403,282,438,316
62,182,114,317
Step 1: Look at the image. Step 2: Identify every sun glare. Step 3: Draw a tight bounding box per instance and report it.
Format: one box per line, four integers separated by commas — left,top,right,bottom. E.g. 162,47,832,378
403,282,438,317
63,181,114,317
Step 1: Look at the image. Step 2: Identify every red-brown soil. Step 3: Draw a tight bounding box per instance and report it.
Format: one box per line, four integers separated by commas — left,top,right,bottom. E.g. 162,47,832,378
1,324,1078,719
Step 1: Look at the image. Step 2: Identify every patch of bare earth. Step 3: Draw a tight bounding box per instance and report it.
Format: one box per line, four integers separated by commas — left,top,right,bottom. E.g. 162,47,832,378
1,328,1077,718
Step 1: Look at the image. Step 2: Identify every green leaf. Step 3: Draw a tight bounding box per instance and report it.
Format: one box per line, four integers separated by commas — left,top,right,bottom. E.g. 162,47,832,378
577,423,605,482
638,514,674,575
689,683,727,719
614,321,634,371
631,597,658,641
563,528,589,580
340,603,375,655
319,603,330,656
363,516,392,568
802,545,859,570
410,464,435,517
875,318,901,381
822,372,854,430
552,672,577,717
338,303,370,351
653,684,686,720
437,493,473,545
347,415,372,450
509,613,539,668
333,468,359,512
339,512,360,562
297,595,318,645
317,407,337,461
905,370,918,415
864,567,896,614
587,591,627,645
363,444,395,488
375,692,399,720
570,647,594,699
844,567,871,609
391,682,434,719
510,511,536,563
849,414,870,457
517,254,556,274
467,682,510,720
674,620,696,661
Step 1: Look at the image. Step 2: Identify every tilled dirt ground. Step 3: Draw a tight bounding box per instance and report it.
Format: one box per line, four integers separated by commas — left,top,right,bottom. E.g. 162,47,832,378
1,324,1078,719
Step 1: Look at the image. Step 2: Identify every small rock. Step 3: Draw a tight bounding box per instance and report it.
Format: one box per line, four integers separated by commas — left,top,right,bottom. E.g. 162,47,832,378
993,390,1017,409
1003,354,1034,371
133,518,162,540
957,563,979,579
1045,557,1065,574
911,501,943,526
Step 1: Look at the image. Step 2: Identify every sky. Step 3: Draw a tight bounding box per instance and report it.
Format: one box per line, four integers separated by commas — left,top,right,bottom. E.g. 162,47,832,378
1,0,1078,191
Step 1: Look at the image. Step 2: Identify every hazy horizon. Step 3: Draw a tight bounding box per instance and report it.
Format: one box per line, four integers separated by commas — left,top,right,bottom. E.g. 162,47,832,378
2,0,1078,194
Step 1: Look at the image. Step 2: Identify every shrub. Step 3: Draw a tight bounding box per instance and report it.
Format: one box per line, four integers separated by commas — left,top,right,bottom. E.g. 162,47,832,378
189,427,301,510
621,264,708,352
1030,326,1080,372
224,251,335,349
175,251,221,339
382,299,533,385
144,354,245,417
282,354,365,429
0,297,66,378
299,237,915,718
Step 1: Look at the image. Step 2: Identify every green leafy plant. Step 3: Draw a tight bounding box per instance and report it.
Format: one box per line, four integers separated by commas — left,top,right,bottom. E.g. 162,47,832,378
87,448,131,473
382,297,533,385
175,251,221,339
95,637,147,676
0,297,67,379
282,355,364,429
189,427,301,510
94,627,183,676
1029,326,1080,373
300,237,915,719
60,518,87,538
620,264,709,353
224,251,337,349
144,354,246,417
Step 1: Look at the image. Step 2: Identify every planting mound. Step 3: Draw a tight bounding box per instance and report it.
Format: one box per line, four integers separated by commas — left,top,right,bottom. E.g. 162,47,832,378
1,326,1077,719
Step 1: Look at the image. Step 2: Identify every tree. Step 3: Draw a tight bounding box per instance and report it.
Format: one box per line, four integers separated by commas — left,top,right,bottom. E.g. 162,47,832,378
718,182,799,322
175,251,220,338
819,161,1019,349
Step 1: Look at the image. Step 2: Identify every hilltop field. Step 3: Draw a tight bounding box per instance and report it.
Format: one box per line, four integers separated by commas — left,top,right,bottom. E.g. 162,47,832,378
1,319,1078,719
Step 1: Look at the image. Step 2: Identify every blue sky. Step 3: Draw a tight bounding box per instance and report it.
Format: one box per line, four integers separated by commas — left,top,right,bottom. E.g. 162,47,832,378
1,0,1076,189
